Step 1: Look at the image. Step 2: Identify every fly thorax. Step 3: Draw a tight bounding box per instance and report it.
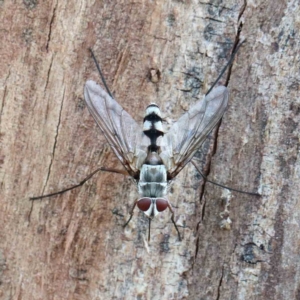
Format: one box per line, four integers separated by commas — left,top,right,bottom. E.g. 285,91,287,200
143,104,164,151
138,164,167,198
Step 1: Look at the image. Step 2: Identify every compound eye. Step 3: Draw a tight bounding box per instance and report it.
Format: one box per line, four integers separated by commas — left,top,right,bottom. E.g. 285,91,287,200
137,197,152,212
156,198,168,212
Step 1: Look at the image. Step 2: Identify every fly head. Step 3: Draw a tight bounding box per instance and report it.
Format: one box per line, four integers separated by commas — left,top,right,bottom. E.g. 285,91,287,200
137,197,169,218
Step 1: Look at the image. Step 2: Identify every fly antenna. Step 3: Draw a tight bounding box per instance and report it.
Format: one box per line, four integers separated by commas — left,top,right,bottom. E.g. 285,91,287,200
206,39,246,96
191,160,260,197
89,48,113,98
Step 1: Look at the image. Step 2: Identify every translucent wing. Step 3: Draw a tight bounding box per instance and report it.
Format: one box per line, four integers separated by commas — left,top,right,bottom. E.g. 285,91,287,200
84,80,148,177
159,86,229,178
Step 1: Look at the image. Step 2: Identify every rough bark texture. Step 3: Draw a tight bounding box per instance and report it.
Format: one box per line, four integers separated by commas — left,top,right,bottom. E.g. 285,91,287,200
1,0,299,299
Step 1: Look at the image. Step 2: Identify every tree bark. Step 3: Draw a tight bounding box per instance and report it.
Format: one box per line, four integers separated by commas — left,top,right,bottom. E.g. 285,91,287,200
1,0,299,299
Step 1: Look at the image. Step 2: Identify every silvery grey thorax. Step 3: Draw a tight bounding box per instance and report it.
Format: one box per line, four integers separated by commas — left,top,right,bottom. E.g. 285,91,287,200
138,159,168,198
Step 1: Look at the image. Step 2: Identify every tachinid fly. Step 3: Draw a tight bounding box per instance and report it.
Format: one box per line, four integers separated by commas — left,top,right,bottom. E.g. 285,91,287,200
30,43,259,241
83,80,229,240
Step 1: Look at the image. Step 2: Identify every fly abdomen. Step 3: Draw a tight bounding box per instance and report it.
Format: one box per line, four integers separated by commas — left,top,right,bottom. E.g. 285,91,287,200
143,104,164,151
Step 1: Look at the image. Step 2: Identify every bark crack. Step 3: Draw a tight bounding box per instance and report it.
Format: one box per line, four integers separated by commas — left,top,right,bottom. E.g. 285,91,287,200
29,85,65,222
46,0,58,51
28,56,58,222
224,25,244,86
0,70,11,127
194,0,247,258
198,2,234,11
0,86,7,126
42,86,66,195
203,3,247,186
44,54,54,94
216,266,224,300
194,16,225,23
238,0,247,21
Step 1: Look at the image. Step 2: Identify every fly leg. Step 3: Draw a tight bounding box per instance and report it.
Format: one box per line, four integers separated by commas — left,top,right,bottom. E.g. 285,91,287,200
206,39,245,95
167,203,182,241
123,199,138,228
191,160,260,196
148,218,151,242
123,201,153,242
30,167,128,200
89,48,113,98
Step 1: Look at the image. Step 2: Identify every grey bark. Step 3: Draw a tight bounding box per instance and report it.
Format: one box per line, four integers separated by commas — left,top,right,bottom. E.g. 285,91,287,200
0,0,299,299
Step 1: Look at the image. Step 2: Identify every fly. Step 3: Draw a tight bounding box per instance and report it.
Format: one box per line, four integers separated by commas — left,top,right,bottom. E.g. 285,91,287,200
30,41,259,241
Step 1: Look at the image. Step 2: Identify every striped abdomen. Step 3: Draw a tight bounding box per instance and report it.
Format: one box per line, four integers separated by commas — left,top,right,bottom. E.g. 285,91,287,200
143,104,164,152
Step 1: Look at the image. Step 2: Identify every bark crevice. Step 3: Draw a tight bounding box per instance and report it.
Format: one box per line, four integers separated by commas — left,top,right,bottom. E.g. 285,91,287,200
46,1,58,51
42,86,65,195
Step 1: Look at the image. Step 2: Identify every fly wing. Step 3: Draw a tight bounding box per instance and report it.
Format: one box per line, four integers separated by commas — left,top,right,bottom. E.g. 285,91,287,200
159,86,229,178
84,80,148,177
